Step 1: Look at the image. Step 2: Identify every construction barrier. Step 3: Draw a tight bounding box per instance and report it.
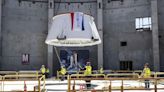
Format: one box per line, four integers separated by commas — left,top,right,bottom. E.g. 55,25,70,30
0,71,45,92
57,70,106,79
57,70,142,79
38,75,46,92
67,74,164,92
57,70,164,79
18,71,41,79
106,73,139,78
0,71,18,76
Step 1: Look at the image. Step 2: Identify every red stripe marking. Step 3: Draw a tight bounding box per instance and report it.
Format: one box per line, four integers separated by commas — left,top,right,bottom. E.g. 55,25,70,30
70,12,74,31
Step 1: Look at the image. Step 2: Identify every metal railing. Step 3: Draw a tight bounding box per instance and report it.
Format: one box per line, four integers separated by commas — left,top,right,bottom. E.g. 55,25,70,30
37,75,46,92
0,71,41,79
67,73,164,92
57,70,164,78
57,70,143,79
106,73,139,78
0,71,45,92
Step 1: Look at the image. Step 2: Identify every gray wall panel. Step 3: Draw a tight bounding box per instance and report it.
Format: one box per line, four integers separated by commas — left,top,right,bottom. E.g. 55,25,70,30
103,0,153,70
1,0,164,72
158,0,164,71
1,0,48,70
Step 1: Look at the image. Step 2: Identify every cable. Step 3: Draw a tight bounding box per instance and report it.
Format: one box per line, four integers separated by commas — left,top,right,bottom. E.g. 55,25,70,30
54,46,62,65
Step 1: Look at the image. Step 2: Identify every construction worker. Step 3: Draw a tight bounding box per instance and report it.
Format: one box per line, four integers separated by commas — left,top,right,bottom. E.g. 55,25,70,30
84,62,92,75
40,65,46,76
99,66,104,74
45,68,49,78
141,63,151,89
59,66,67,81
84,62,92,89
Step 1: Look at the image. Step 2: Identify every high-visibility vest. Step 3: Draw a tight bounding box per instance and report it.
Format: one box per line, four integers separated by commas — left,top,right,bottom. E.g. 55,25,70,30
60,67,66,75
143,67,151,78
99,67,104,74
46,69,49,73
41,67,46,74
84,65,92,76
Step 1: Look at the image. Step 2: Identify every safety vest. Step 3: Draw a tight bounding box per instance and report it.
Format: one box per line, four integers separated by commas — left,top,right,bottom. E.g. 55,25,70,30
143,67,151,78
84,65,92,76
60,67,66,75
41,67,46,74
99,67,104,74
46,69,49,73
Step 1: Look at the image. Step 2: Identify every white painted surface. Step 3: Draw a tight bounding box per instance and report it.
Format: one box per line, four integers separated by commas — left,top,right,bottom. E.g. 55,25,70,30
45,12,101,47
1,80,164,92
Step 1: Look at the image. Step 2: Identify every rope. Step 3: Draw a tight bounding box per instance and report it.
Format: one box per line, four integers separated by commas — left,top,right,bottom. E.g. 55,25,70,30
54,47,62,65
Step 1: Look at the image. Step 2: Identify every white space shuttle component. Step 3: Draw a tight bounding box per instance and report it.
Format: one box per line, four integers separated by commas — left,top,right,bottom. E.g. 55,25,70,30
45,12,101,47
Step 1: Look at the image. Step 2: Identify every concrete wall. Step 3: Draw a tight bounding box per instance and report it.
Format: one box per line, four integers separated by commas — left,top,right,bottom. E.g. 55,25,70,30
0,0,164,72
103,0,153,70
158,0,164,71
0,0,2,63
1,0,48,70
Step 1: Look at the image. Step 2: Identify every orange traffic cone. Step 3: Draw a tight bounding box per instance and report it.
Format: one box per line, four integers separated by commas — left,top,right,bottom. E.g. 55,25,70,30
24,81,27,92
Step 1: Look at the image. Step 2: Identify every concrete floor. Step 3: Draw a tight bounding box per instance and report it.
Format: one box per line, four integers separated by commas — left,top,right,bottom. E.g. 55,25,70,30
46,80,164,92
1,80,164,92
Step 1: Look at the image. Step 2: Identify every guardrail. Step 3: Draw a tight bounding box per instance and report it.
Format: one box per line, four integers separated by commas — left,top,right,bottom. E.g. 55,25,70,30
0,71,18,76
57,70,137,79
67,75,164,92
57,70,100,79
0,75,2,91
57,70,164,79
0,71,41,79
38,75,46,92
70,74,106,79
0,71,44,92
106,73,139,78
18,71,41,79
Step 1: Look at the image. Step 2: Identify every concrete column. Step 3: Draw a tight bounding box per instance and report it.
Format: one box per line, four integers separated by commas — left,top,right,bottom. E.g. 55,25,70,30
97,0,103,69
48,0,54,77
0,0,2,57
151,0,160,71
